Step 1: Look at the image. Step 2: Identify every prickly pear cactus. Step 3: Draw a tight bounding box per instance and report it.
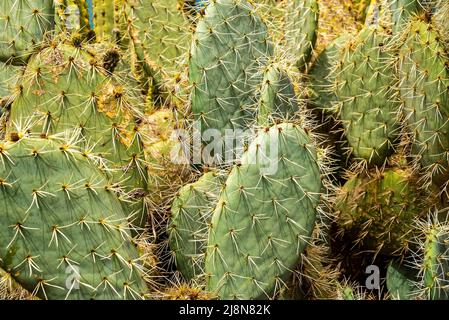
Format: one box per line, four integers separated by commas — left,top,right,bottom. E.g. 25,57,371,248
142,108,192,213
309,35,350,112
334,26,401,166
398,18,449,187
7,42,148,228
0,267,34,300
0,0,55,64
419,216,449,300
257,63,298,125
386,261,418,300
127,0,190,74
336,168,431,256
0,137,147,300
284,0,319,69
206,123,322,299
169,171,224,280
252,0,286,42
190,0,273,139
0,61,22,137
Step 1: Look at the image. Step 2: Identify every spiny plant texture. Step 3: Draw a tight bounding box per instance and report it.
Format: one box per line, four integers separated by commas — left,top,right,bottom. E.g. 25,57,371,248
398,17,449,188
416,213,449,300
143,108,192,220
335,168,432,256
190,0,273,142
309,35,351,113
54,0,92,36
380,0,423,34
7,40,149,228
92,0,127,44
284,0,319,70
205,123,323,299
435,0,449,45
168,170,225,281
344,0,372,23
0,137,148,300
125,0,192,108
256,62,298,125
126,0,190,75
333,25,401,167
0,61,22,111
314,0,359,52
0,0,55,65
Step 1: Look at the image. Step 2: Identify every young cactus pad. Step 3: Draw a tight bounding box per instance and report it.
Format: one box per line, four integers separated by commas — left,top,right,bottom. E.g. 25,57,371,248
334,26,401,166
206,123,322,299
284,0,319,69
420,216,449,300
398,18,449,187
0,137,147,300
169,171,225,280
386,261,418,300
190,0,273,139
257,62,298,126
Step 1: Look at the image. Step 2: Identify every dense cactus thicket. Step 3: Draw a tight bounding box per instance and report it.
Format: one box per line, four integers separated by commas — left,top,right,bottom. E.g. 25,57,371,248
1,0,449,300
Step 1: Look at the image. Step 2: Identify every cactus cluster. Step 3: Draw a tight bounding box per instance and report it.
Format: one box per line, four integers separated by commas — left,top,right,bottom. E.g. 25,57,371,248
1,0,449,301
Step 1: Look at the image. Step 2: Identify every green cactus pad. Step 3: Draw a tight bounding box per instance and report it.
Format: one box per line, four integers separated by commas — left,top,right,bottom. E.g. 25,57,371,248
190,0,273,138
309,35,350,112
7,42,148,228
386,261,418,300
127,0,190,74
0,137,147,300
398,18,449,187
336,168,431,256
169,171,225,280
421,218,449,300
388,0,422,34
206,123,322,299
284,0,319,69
0,0,55,65
334,26,401,165
257,63,298,125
